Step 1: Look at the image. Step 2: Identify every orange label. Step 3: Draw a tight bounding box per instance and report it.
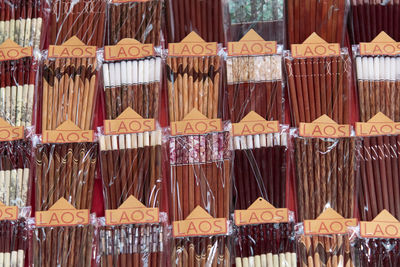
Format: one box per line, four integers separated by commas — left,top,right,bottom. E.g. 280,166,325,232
0,201,18,221
104,108,156,135
173,206,228,237
360,210,400,238
234,198,289,226
299,115,351,138
168,31,217,57
104,38,154,60
49,36,96,58
35,198,90,227
356,112,400,136
304,208,357,235
360,31,400,56
228,29,277,56
171,109,222,136
0,39,32,61
42,120,94,144
291,33,340,58
232,111,279,136
105,196,159,225
0,118,24,141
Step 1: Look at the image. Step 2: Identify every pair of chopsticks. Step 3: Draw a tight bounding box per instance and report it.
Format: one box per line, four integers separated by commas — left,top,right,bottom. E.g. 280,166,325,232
99,225,163,267
0,0,43,49
235,224,296,267
166,0,224,43
285,51,351,127
103,57,162,120
0,58,36,127
99,130,162,210
166,55,221,122
286,0,347,45
0,140,31,208
0,219,27,267
295,137,356,221
107,0,162,46
226,55,283,123
353,238,400,266
49,0,106,46
41,57,98,131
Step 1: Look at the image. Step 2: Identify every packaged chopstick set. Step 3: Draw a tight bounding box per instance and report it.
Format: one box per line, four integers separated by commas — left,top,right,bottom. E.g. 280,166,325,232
102,39,162,121
297,208,357,267
223,0,285,44
225,30,284,123
106,0,163,46
285,33,352,127
40,36,100,132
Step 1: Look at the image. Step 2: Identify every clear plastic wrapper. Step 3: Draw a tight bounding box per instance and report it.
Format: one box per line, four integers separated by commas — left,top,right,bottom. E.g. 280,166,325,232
223,0,285,44
40,51,101,132
293,131,357,221
353,50,400,122
350,0,400,43
166,53,223,122
284,49,352,127
99,129,163,210
47,0,106,47
0,57,38,127
166,0,224,43
102,56,162,120
106,0,163,46
225,51,284,123
286,0,349,46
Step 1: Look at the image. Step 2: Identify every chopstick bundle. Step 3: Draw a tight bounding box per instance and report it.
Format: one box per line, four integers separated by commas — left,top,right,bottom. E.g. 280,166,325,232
235,223,296,267
294,136,357,221
172,236,231,267
0,218,29,267
286,0,348,45
226,54,284,123
48,0,106,47
355,55,400,122
166,55,222,122
99,130,163,210
0,139,31,208
41,57,99,131
350,1,400,43
99,224,164,267
284,50,352,127
102,57,162,120
106,0,163,46
224,0,285,44
0,57,37,127
352,237,400,266
166,0,224,43
0,0,44,49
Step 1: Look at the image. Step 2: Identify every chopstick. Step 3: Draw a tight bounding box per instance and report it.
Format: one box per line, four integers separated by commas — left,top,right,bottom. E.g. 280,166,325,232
0,218,28,267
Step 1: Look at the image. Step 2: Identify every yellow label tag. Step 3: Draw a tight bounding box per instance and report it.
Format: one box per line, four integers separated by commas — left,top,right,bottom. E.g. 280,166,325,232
171,109,222,136
0,118,24,141
49,36,97,58
42,120,94,144
105,195,159,225
291,33,340,58
360,31,400,56
104,108,156,135
0,39,32,61
104,38,154,60
360,210,400,238
232,111,279,136
234,198,289,226
304,208,357,235
228,29,277,56
0,201,18,221
173,206,228,237
356,112,400,136
35,198,90,227
168,31,218,57
299,115,351,138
